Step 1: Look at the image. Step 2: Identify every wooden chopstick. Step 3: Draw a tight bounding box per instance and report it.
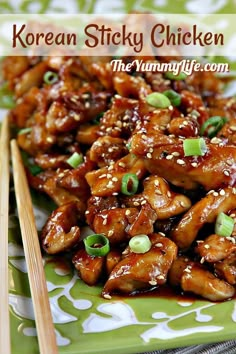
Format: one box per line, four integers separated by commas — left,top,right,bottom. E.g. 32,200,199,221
0,117,11,354
11,139,58,354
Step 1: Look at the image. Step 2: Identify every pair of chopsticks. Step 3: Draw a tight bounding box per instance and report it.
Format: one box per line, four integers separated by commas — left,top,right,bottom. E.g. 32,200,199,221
0,116,58,354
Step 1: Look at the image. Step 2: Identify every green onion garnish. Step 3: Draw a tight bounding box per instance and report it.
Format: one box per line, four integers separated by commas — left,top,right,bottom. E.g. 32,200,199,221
0,82,15,109
121,173,139,195
146,92,171,109
215,212,234,237
29,164,43,176
165,71,187,81
163,89,181,107
84,234,110,257
43,71,59,85
183,137,207,157
18,127,32,135
92,112,104,125
66,152,83,168
129,234,152,254
200,116,227,138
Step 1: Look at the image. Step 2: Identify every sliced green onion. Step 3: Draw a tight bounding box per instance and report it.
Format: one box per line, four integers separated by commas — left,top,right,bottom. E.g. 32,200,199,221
163,90,181,107
18,127,32,135
129,234,152,254
66,152,83,168
146,92,171,108
165,71,187,81
200,116,227,138
43,71,59,85
0,82,15,109
183,137,207,157
84,234,110,257
93,112,104,125
121,173,139,195
29,164,43,176
215,212,234,237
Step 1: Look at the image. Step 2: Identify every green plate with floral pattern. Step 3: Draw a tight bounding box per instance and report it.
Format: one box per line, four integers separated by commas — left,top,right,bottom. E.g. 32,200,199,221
2,1,236,353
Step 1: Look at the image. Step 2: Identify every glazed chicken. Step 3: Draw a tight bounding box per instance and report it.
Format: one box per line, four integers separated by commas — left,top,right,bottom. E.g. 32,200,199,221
2,53,236,302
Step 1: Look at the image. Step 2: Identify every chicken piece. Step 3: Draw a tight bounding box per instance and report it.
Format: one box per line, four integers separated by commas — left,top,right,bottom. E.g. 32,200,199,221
41,201,81,254
106,250,122,275
72,248,104,286
89,136,128,167
14,61,48,97
214,253,236,285
99,95,139,139
169,257,235,301
127,202,157,236
2,56,30,84
180,90,209,126
167,117,199,137
90,61,114,90
56,158,95,200
131,131,236,190
113,72,152,99
195,234,236,263
85,153,147,197
171,186,236,249
9,87,40,127
92,207,138,245
181,264,235,301
86,195,120,228
34,153,70,170
43,171,86,213
123,175,191,219
76,124,100,145
102,233,177,297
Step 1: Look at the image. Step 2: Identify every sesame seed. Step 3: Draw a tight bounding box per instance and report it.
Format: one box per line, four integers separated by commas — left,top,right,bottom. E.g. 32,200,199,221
46,136,54,143
156,243,163,247
103,294,112,300
184,267,191,273
154,180,160,186
167,191,171,198
158,232,166,237
233,188,236,195
103,219,107,225
147,153,152,159
219,189,226,196
118,162,126,168
112,177,118,182
223,170,230,176
85,210,89,214
172,151,180,156
141,200,147,205
149,280,157,286
125,210,131,216
200,257,205,264
213,192,219,197
99,174,107,179
157,275,165,280
230,213,236,218
156,189,162,195
191,162,198,167
73,114,81,121
133,201,140,206
177,159,185,165
85,101,90,109
166,154,173,160
180,201,186,207
210,137,222,144
230,125,236,131
204,244,210,249
108,230,114,237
